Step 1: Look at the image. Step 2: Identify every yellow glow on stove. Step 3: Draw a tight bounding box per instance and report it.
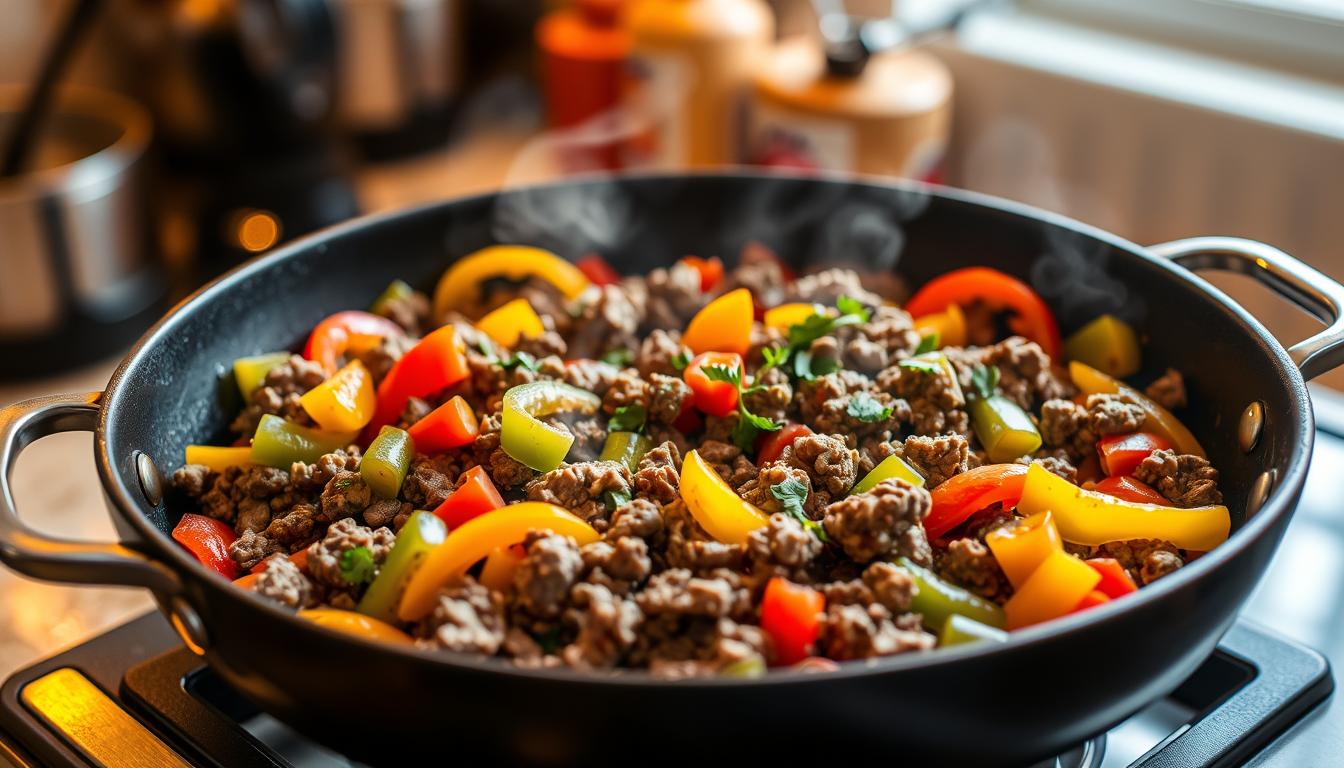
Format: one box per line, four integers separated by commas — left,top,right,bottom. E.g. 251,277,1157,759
236,210,281,252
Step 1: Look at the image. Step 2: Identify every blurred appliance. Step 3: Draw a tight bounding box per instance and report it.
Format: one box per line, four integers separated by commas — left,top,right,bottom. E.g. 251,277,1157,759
0,86,164,380
326,0,464,158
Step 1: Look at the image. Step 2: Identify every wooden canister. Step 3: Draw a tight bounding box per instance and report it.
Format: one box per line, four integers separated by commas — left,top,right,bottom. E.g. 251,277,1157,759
749,35,952,180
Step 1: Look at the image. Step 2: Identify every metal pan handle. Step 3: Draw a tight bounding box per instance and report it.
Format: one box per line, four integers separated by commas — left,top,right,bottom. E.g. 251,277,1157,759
0,393,181,596
1149,237,1344,381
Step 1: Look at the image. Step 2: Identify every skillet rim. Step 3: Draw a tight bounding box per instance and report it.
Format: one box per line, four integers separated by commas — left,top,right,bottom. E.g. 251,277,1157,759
95,169,1313,687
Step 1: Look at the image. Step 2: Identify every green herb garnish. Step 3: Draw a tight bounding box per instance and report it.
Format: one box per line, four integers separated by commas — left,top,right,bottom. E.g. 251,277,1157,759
914,333,939,355
608,403,647,433
898,356,945,375
499,351,541,373
769,478,829,542
760,295,871,381
846,391,894,423
701,362,783,451
603,488,633,511
600,348,635,367
671,350,692,371
338,546,376,585
969,364,1000,400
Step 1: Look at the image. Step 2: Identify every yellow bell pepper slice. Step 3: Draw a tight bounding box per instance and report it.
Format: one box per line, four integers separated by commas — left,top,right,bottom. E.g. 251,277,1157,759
501,381,603,471
764,303,828,332
985,510,1063,588
479,545,526,592
1016,463,1230,551
476,298,545,348
299,360,376,432
184,445,255,472
852,454,925,494
1069,361,1204,457
298,608,413,645
433,245,590,319
680,449,770,545
1064,315,1141,377
398,502,598,621
1002,550,1102,630
683,287,753,357
912,303,966,348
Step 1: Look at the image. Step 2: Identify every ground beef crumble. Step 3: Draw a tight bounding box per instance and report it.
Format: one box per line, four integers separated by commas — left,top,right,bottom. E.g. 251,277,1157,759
823,478,933,566
1134,449,1223,507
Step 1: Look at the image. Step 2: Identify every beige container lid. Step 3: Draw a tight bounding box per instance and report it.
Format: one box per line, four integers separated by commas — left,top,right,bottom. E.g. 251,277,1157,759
754,35,952,121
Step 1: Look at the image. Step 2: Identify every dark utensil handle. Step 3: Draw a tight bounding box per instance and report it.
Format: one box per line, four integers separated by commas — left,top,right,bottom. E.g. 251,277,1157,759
0,393,180,596
1149,237,1344,381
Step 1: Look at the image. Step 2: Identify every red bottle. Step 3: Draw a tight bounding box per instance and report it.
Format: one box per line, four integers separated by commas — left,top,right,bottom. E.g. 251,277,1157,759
536,0,631,170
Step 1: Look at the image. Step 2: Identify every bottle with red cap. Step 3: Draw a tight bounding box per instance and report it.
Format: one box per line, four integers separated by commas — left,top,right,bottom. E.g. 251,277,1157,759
536,0,632,170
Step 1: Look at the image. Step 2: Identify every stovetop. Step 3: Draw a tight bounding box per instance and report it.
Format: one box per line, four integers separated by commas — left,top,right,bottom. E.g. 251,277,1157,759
3,399,1344,767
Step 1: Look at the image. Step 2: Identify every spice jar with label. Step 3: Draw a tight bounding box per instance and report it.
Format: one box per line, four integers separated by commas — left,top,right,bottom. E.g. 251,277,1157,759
537,0,632,170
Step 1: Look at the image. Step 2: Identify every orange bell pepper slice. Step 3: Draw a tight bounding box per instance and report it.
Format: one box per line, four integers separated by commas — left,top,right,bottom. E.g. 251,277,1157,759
985,511,1063,589
1073,590,1112,612
925,463,1029,541
407,395,479,454
911,303,967,348
300,360,377,432
680,449,769,545
1003,550,1102,629
364,325,470,442
298,608,413,645
763,303,829,333
476,298,545,348
905,268,1061,359
479,544,527,592
682,288,752,357
1069,361,1204,458
759,577,825,666
303,311,405,375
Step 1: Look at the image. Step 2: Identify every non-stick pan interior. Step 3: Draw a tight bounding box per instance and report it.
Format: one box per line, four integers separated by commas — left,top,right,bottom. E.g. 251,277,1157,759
102,173,1305,541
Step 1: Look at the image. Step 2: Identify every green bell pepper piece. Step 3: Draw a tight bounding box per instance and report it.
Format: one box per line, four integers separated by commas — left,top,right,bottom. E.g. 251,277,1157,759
939,614,1009,647
370,279,415,316
233,352,291,400
852,454,925,495
250,414,355,468
1064,314,1140,378
719,655,766,678
501,381,602,472
896,556,1006,630
362,426,415,499
357,510,446,623
599,431,653,473
969,395,1043,463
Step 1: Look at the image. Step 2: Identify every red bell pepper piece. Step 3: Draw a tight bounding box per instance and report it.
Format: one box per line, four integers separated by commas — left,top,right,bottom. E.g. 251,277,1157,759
576,253,621,286
304,311,405,375
905,268,1062,359
925,463,1029,542
683,351,742,418
1084,557,1139,598
1093,475,1170,506
755,423,813,465
172,513,239,579
432,466,506,529
1074,590,1111,612
759,577,825,666
680,256,724,292
672,399,703,434
1096,431,1171,477
364,325,470,442
407,395,479,454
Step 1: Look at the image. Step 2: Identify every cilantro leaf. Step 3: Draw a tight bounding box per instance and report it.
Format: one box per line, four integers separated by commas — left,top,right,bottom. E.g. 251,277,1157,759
600,348,634,367
477,337,495,357
810,355,841,377
760,345,790,371
701,363,742,386
603,488,632,511
792,349,816,381
898,357,944,375
846,391,894,423
608,404,647,433
740,410,780,431
338,546,376,585
835,295,871,322
914,333,939,356
499,351,540,372
770,478,830,542
731,416,762,453
671,350,692,371
970,364,1001,400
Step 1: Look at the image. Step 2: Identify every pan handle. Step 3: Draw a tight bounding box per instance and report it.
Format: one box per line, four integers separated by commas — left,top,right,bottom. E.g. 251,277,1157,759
1149,237,1344,381
0,393,181,596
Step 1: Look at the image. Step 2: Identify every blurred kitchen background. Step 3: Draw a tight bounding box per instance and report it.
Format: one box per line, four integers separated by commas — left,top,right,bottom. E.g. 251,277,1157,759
0,0,1341,685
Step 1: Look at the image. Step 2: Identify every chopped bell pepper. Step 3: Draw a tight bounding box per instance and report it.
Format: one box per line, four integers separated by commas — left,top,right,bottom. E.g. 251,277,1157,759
362,426,415,499
912,303,967,348
680,256,724,292
682,287,753,357
576,253,621,286
479,545,527,592
1065,315,1141,378
969,395,1042,463
433,245,590,320
1016,463,1229,550
369,279,414,316
985,511,1063,589
897,557,1005,630
1085,558,1139,600
173,513,239,579
476,298,545,348
1074,590,1112,612
719,655,767,678
432,466,506,529
233,352,291,399
365,324,470,440
500,381,602,471
755,423,814,466
184,445,254,473
1003,550,1102,629
925,463,1029,541
1094,474,1170,506
905,268,1061,359
680,449,770,545
600,431,654,472
684,352,743,418
763,303,828,333
398,502,599,621
939,614,1009,647
300,360,376,432
852,454,925,495
1097,431,1171,477
759,577,825,666
250,548,308,575
298,608,413,645
357,510,446,622
234,572,260,590
304,311,405,375
250,414,356,468
407,395,478,454
1069,361,1205,457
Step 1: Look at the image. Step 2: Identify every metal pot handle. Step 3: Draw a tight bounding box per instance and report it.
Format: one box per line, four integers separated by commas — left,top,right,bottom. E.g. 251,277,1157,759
0,393,181,596
1149,237,1344,381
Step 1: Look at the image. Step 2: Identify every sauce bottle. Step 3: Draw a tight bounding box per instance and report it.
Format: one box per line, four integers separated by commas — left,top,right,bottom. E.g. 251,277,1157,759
537,0,632,169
